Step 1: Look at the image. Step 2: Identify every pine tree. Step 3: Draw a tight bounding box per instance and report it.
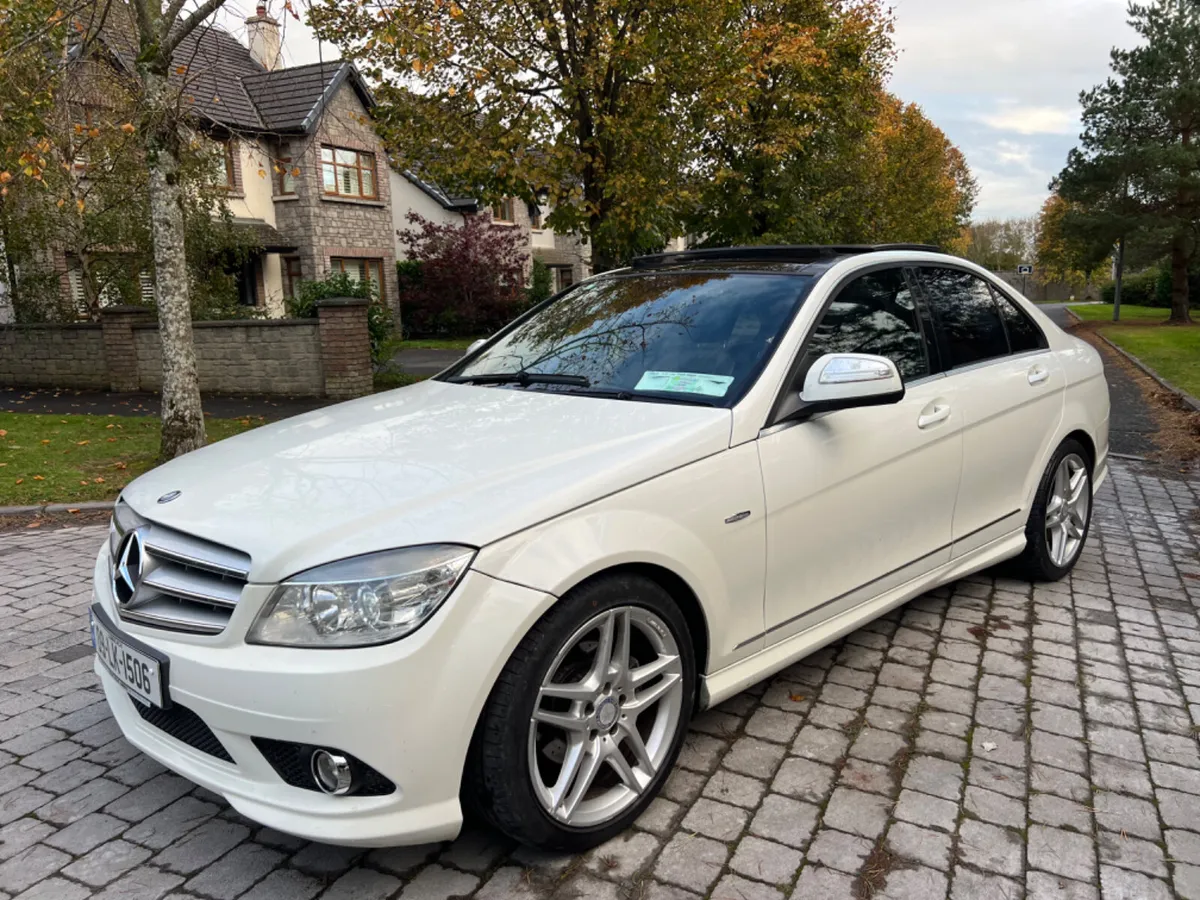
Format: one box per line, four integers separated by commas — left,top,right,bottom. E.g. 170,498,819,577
1056,0,1200,323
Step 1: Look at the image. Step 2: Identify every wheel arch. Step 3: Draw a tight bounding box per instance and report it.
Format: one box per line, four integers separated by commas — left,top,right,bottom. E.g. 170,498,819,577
567,562,711,683
1064,428,1096,469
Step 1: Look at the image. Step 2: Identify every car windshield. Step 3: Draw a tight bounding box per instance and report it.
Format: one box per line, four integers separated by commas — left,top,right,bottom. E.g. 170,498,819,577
444,272,813,406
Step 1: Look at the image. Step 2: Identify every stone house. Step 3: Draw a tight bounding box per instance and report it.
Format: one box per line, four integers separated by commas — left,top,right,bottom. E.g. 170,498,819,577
390,172,593,291
48,6,395,318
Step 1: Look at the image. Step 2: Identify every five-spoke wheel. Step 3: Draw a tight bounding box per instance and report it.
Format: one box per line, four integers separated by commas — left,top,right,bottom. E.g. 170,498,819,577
1019,438,1093,580
529,606,684,827
466,574,695,851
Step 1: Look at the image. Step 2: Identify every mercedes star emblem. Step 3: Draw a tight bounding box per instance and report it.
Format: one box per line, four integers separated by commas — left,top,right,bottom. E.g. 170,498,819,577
111,529,145,606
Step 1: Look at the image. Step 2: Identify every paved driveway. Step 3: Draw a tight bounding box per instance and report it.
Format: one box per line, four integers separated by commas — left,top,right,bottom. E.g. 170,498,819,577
0,459,1199,899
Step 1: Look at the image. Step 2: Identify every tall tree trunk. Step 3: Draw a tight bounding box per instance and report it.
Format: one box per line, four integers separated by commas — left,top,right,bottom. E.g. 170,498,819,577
1169,233,1192,324
143,69,206,457
1113,236,1125,323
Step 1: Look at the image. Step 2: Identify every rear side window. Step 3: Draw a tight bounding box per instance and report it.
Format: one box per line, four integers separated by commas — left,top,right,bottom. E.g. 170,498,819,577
994,291,1045,353
802,268,930,383
919,268,1009,368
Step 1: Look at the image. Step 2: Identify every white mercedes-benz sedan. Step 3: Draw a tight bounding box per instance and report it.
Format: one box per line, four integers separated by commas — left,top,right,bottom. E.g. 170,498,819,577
91,245,1109,850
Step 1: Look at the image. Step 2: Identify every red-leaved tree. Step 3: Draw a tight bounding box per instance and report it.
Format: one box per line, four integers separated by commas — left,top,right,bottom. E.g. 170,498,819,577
397,211,528,337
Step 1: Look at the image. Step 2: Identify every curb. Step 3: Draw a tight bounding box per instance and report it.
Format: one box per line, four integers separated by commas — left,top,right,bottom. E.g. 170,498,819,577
1065,308,1200,413
0,500,114,516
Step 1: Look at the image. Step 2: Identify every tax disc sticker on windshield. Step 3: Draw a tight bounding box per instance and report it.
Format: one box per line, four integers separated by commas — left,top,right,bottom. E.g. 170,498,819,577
635,371,735,397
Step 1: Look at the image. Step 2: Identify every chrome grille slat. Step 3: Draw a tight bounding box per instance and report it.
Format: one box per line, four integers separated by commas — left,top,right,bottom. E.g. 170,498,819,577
142,531,250,580
140,564,242,608
112,502,251,636
119,601,227,635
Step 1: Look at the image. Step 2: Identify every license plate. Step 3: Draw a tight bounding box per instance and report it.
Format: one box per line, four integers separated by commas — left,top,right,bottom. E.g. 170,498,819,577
90,605,167,708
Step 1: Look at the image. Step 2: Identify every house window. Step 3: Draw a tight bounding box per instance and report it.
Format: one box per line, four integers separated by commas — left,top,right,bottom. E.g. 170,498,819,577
330,257,383,296
528,202,543,229
492,198,516,223
276,157,295,195
556,268,575,292
222,140,237,189
321,146,377,199
283,256,303,299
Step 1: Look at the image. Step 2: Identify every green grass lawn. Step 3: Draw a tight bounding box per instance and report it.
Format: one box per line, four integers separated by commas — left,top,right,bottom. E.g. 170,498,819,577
0,414,259,507
1067,304,1170,322
1100,325,1200,398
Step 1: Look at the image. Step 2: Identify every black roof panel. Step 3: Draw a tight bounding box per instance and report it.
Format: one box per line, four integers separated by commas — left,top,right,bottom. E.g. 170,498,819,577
632,244,942,269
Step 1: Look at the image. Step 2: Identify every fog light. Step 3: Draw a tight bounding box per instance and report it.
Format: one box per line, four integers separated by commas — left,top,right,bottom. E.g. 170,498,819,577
311,749,352,795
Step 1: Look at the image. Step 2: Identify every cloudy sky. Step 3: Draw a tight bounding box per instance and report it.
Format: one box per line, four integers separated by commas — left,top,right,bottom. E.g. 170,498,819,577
219,0,1140,223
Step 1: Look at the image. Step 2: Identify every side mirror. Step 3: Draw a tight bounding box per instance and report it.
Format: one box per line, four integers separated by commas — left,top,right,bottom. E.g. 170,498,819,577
795,353,905,416
466,338,488,356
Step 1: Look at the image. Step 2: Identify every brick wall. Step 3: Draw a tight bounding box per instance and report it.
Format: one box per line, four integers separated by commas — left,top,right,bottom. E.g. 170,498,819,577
0,325,108,389
133,320,324,396
0,301,370,399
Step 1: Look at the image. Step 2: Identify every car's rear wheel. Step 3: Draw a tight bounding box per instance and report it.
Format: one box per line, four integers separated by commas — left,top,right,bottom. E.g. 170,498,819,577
1017,439,1093,580
465,573,695,851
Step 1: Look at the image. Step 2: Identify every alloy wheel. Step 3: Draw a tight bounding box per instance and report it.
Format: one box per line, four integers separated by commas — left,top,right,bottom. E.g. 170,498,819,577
1045,453,1090,568
527,606,684,828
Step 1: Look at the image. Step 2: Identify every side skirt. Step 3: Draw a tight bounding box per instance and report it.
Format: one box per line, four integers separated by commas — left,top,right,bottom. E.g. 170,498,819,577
699,529,1027,709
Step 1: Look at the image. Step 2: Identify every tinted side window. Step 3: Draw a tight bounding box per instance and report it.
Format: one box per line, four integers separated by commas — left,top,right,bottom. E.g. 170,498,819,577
802,268,929,383
921,268,1009,368
995,291,1045,353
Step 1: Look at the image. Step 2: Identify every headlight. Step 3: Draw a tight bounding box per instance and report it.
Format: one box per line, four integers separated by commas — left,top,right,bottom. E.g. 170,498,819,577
247,545,476,648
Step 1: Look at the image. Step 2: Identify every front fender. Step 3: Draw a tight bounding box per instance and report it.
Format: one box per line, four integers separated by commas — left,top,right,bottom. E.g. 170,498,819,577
472,444,768,673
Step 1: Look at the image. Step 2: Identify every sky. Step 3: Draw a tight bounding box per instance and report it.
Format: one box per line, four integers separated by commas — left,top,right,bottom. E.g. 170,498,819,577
217,0,1141,223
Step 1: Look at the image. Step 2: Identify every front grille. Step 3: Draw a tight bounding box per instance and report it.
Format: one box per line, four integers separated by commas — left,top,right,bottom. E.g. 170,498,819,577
111,501,251,635
133,699,234,762
252,738,395,796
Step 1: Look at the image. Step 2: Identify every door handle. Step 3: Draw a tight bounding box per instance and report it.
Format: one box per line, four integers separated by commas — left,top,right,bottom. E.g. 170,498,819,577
1028,365,1050,386
918,404,951,429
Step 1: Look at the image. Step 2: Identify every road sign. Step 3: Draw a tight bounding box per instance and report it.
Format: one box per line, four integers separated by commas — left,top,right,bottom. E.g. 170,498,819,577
1017,265,1033,275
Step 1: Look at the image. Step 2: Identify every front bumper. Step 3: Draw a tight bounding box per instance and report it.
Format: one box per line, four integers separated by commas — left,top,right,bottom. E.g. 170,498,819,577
92,547,555,847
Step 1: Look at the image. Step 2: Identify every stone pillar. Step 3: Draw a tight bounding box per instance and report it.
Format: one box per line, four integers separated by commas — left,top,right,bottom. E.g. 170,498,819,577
99,306,152,392
316,297,372,400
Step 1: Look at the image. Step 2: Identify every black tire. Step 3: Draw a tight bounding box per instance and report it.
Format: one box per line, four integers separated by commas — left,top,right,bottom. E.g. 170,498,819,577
464,573,696,851
1016,438,1093,581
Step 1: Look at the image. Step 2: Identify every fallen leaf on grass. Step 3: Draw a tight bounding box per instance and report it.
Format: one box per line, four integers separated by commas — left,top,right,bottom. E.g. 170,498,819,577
93,477,105,484
112,462,127,470
107,438,117,443
14,478,23,484
0,429,6,437
79,480,89,486
32,475,43,481
106,424,114,429
41,439,50,444
76,440,89,446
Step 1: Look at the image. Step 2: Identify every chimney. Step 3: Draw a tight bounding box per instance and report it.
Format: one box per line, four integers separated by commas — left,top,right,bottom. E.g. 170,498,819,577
245,4,282,71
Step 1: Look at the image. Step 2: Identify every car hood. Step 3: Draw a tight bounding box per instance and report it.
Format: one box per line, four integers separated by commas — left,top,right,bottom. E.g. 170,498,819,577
121,381,732,583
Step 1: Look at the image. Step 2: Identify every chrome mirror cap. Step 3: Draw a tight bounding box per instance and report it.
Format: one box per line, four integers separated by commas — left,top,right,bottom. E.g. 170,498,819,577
800,353,904,407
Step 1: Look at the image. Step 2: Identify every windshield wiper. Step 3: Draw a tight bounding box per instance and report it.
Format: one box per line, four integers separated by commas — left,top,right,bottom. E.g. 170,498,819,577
554,387,720,407
448,372,591,387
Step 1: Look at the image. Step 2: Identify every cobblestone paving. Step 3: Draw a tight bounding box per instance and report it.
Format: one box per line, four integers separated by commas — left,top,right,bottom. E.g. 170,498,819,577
1,459,1199,899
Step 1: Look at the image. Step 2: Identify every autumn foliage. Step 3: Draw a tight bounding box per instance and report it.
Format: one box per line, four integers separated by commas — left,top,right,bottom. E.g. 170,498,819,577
396,212,529,337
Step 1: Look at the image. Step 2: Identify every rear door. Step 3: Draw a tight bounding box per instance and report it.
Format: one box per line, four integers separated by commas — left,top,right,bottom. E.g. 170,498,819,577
915,267,1064,556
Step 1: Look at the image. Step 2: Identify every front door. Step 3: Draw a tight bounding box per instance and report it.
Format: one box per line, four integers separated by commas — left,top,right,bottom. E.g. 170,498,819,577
757,266,963,645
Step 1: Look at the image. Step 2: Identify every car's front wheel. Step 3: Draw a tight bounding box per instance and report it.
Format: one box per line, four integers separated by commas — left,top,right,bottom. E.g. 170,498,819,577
465,573,695,851
1017,438,1093,580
